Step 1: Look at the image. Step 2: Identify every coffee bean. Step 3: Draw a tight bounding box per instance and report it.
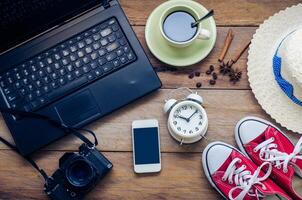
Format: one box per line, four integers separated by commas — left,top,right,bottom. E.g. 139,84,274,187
212,72,217,80
196,82,202,88
195,71,201,77
209,65,214,71
188,73,194,79
209,79,216,85
206,70,212,75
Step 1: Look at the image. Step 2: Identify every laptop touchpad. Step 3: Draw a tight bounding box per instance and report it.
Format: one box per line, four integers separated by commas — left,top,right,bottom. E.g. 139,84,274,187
55,89,101,126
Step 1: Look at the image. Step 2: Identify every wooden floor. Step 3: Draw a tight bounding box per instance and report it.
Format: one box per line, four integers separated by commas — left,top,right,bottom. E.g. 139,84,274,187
0,0,301,199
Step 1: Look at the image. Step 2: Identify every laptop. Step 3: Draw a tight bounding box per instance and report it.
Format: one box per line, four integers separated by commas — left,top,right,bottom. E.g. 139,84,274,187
0,0,161,155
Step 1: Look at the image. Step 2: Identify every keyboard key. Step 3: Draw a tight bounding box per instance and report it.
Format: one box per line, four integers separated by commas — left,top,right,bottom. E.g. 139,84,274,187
87,73,95,80
78,42,85,49
103,62,114,72
112,25,119,32
98,58,106,66
106,42,119,52
108,19,116,25
85,46,93,54
75,60,83,68
106,53,117,61
35,89,42,97
113,59,120,68
70,45,77,52
116,49,123,56
108,35,116,43
101,39,108,46
67,74,75,81
59,68,66,76
119,39,127,46
91,53,98,60
62,50,70,57
93,43,100,50
66,65,74,72
59,78,66,85
85,38,93,45
7,93,19,102
90,62,98,69
78,50,85,58
51,80,59,89
101,28,112,37
127,52,135,60
70,54,77,62
120,56,127,64
83,66,91,73
43,76,51,84
94,69,103,77
54,63,61,69
82,57,90,64
123,46,130,52
43,86,51,93
98,49,106,56
93,34,101,41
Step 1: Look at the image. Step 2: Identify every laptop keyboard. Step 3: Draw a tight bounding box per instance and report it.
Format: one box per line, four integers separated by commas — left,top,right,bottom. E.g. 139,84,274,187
0,17,136,112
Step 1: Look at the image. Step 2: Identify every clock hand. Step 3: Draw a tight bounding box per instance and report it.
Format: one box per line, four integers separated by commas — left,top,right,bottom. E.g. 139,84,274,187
187,110,198,122
177,115,189,122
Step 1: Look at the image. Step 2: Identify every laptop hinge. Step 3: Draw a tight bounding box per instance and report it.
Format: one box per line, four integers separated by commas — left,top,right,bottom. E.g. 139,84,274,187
101,0,110,8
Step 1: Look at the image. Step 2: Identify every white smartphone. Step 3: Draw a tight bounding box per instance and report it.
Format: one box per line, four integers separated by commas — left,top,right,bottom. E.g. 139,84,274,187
131,119,161,173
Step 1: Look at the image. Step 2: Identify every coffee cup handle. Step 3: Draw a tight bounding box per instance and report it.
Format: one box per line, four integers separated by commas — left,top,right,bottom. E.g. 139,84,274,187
197,29,211,40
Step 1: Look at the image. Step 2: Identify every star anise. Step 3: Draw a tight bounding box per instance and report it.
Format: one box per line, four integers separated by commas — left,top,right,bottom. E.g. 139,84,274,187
229,68,242,84
219,61,232,75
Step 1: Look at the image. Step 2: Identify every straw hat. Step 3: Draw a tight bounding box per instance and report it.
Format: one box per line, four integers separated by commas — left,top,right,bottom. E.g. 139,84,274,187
248,4,302,133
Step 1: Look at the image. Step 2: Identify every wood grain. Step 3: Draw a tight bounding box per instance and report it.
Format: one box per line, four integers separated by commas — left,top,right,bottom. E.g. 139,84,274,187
120,0,301,26
0,151,219,200
0,89,298,152
134,26,256,89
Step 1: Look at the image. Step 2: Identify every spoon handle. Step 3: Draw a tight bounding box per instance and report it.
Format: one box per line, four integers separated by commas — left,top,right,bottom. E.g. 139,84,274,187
191,9,214,27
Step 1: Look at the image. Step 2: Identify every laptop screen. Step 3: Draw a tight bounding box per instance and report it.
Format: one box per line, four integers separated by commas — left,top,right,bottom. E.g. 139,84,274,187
0,0,100,53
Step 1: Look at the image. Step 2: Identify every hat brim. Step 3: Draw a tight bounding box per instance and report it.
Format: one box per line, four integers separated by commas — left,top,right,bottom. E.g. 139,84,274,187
248,4,302,133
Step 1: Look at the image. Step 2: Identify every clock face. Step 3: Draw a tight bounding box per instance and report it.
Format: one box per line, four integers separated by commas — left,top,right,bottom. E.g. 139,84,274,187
169,101,204,136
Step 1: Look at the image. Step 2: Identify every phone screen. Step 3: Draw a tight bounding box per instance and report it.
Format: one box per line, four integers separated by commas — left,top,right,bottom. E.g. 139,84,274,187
133,127,160,165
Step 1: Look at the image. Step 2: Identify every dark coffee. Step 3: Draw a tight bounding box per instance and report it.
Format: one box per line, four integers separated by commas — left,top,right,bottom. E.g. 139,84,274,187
163,11,197,42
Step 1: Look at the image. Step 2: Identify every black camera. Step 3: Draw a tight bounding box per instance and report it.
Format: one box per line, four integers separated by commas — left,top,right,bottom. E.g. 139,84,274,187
44,143,113,200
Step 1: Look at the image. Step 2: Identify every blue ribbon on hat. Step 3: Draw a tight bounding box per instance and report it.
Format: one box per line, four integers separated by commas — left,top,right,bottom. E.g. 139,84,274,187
272,30,302,106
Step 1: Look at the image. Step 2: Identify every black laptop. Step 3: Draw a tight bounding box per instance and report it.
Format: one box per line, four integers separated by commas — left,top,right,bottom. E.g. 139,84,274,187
0,0,161,155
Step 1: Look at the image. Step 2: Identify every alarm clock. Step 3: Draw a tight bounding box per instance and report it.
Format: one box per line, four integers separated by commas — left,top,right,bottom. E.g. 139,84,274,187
164,92,208,144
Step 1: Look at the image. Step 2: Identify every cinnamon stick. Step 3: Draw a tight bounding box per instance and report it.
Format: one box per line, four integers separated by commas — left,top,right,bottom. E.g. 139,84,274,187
229,41,251,66
218,29,234,62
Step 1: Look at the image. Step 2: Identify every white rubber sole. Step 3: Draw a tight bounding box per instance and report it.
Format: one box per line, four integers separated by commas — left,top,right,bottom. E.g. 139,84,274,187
202,141,243,200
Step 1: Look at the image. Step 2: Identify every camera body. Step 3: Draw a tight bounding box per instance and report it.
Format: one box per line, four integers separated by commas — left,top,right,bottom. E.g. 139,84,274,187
44,143,113,200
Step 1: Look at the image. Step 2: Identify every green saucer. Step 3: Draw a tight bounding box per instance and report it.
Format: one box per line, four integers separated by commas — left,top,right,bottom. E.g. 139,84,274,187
145,0,217,67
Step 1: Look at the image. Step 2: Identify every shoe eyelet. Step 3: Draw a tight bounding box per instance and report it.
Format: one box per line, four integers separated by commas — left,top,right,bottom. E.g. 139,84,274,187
283,169,288,173
271,137,275,141
274,144,278,148
253,148,257,153
238,159,242,163
242,165,246,169
276,165,281,169
221,177,226,182
229,180,233,184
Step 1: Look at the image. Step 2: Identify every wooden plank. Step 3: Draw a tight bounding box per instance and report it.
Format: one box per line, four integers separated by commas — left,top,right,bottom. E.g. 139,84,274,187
120,0,300,26
134,26,256,89
0,89,298,152
0,151,219,200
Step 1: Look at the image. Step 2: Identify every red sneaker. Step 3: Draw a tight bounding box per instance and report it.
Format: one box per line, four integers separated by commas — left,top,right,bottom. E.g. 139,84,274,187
202,141,291,200
235,117,302,200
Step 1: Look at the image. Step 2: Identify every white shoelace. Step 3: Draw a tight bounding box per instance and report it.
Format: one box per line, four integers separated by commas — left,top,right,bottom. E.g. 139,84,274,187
254,136,302,173
222,158,272,200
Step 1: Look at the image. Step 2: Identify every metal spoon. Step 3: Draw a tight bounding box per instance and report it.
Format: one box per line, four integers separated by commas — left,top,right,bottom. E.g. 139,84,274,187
191,9,214,28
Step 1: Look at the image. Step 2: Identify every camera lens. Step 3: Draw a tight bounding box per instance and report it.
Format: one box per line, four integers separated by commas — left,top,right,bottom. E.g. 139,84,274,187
66,159,95,188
